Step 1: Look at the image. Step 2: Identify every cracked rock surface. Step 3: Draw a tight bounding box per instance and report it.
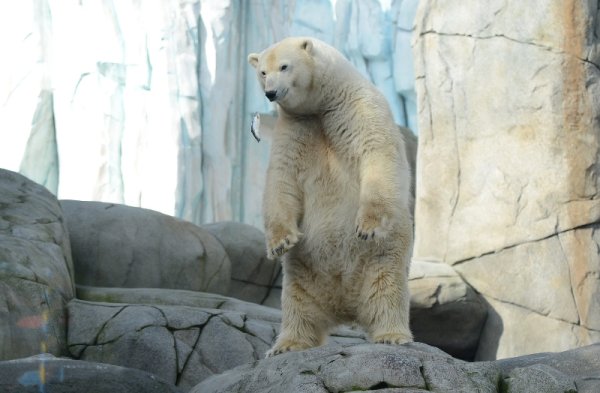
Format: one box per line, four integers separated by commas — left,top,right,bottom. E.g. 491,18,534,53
0,169,74,360
67,299,276,390
191,342,600,393
67,288,366,390
60,200,231,294
412,0,600,359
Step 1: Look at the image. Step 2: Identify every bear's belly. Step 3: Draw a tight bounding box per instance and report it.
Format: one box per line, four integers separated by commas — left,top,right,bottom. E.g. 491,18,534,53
287,147,401,322
283,253,363,320
298,151,360,262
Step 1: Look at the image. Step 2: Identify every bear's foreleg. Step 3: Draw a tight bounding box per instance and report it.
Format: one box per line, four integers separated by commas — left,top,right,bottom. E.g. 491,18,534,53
355,149,408,241
263,142,304,260
358,254,413,345
263,175,302,259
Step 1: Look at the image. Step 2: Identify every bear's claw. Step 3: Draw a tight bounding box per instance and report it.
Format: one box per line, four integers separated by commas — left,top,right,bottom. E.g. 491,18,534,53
355,203,392,240
356,225,376,240
266,226,301,260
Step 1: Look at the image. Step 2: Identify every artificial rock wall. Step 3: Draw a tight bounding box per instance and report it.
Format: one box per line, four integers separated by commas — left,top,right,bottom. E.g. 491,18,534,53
413,0,600,359
0,0,418,229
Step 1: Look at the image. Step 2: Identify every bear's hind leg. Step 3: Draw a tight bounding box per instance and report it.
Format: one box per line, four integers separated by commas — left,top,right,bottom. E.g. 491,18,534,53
267,279,332,357
358,259,413,345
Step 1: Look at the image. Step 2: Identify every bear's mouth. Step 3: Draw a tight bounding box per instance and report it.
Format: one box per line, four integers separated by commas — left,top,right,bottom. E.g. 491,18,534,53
269,88,288,103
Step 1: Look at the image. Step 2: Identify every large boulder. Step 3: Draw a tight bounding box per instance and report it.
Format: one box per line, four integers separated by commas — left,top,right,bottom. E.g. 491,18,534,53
68,287,366,390
497,343,600,393
261,268,283,309
191,342,599,393
0,169,74,360
60,200,231,294
413,0,600,359
67,298,276,391
204,221,281,306
74,285,282,323
0,353,183,393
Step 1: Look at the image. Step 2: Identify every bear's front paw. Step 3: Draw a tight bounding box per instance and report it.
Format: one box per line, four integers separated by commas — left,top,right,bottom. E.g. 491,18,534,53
355,203,392,240
266,223,302,260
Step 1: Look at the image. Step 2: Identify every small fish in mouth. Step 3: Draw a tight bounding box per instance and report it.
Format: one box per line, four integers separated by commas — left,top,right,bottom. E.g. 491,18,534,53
251,112,261,142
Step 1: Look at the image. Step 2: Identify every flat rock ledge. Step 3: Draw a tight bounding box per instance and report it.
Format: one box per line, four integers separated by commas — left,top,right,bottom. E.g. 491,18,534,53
0,353,183,393
68,287,366,390
192,342,600,393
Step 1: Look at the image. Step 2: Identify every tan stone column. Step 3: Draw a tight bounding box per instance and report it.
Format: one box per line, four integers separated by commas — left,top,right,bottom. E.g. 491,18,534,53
413,0,600,359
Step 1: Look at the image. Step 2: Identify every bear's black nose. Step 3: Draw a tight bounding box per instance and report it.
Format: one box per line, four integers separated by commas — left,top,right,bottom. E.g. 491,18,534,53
265,90,277,101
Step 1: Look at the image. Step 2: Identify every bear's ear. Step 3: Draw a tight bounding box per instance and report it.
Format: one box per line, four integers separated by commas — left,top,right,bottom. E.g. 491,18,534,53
248,53,259,68
301,39,313,54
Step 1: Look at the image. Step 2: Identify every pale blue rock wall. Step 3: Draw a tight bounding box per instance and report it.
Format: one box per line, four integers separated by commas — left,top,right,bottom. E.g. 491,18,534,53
0,0,418,229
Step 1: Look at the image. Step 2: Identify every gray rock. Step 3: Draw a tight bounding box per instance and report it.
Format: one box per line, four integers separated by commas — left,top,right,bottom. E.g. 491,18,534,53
0,353,183,393
60,200,231,294
502,364,576,393
191,342,596,393
204,221,281,306
199,317,257,373
262,268,283,309
409,261,487,360
69,287,368,389
76,258,485,361
67,297,277,390
75,285,281,323
496,343,600,393
0,169,74,360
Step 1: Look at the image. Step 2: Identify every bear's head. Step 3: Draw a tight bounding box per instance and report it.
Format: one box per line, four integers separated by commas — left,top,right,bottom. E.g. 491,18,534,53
248,38,317,113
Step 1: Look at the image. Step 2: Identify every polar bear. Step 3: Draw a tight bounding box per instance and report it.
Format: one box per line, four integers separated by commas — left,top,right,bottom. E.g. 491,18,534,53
248,37,413,356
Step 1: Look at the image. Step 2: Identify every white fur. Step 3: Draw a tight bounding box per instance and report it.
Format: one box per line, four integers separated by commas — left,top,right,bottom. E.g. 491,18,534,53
248,37,414,356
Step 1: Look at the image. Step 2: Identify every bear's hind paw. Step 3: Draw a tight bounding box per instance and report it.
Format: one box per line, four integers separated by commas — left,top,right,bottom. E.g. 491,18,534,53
265,340,311,357
372,332,413,345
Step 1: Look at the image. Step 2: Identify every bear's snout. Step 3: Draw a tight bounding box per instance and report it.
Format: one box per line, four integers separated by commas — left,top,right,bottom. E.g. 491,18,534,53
265,90,277,101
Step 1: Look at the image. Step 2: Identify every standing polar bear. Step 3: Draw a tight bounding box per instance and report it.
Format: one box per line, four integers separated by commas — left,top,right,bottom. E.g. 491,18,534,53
248,37,413,356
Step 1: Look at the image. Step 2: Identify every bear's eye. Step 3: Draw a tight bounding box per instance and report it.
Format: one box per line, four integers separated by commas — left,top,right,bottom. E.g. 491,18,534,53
280,64,288,71
260,71,266,77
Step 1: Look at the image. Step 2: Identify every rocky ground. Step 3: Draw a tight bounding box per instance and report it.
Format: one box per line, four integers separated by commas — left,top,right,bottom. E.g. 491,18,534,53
193,342,600,393
1,168,599,392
